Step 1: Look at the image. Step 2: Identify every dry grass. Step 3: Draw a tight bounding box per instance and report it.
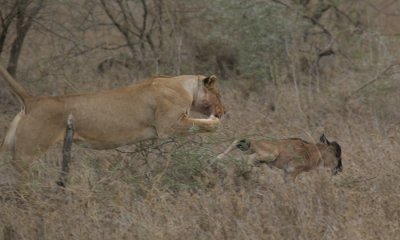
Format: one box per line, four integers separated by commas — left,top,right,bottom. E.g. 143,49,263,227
1,74,399,239
1,1,400,239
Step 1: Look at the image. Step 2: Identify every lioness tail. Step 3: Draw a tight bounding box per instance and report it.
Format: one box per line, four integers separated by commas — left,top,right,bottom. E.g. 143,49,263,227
0,65,31,105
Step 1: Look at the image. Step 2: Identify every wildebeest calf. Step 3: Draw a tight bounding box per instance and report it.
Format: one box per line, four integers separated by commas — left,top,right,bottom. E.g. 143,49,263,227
217,134,343,182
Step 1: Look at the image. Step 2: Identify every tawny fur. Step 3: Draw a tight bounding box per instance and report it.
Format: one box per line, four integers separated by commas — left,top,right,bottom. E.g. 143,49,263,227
0,65,225,171
217,134,342,182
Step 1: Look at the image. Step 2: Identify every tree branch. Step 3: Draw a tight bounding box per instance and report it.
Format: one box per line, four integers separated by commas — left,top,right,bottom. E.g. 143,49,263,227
345,63,399,101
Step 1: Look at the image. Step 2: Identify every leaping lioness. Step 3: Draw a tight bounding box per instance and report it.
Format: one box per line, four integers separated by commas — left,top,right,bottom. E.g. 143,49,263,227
0,65,224,183
217,134,342,182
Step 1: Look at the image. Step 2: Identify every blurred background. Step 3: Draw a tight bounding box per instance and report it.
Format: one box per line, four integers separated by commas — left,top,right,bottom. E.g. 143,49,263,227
0,0,400,239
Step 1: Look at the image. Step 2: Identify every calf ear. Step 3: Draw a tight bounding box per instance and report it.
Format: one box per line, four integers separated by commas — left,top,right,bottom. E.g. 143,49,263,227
320,134,330,145
203,75,218,88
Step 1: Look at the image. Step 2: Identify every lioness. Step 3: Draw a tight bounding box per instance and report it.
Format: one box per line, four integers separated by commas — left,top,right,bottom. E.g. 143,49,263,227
217,134,342,182
0,65,224,180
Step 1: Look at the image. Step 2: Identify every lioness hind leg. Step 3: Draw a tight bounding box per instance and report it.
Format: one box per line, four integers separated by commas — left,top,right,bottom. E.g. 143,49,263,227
12,114,65,179
0,112,23,185
1,111,25,157
57,115,74,187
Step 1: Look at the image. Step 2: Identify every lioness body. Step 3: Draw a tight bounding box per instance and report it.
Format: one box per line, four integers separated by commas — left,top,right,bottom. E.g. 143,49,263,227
14,77,205,152
0,65,224,171
218,135,342,182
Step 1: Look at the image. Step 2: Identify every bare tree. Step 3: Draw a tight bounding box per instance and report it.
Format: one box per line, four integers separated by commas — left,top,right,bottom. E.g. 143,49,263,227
7,0,44,77
0,1,18,55
0,0,45,77
98,0,161,70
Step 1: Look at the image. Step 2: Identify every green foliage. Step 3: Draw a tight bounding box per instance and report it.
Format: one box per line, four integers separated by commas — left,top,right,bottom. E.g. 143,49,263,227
163,143,213,191
197,0,300,81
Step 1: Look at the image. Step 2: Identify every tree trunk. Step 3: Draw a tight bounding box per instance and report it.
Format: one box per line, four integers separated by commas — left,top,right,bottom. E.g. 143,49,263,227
6,0,43,77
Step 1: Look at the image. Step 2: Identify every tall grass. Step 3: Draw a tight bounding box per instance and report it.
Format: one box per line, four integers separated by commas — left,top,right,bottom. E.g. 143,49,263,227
1,76,399,239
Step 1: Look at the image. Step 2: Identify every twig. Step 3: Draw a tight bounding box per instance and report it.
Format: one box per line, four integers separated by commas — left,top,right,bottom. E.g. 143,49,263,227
340,175,378,187
345,63,399,101
270,0,291,9
114,139,176,154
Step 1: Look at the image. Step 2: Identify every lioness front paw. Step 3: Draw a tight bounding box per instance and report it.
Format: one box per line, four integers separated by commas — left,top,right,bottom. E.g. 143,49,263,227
209,117,220,129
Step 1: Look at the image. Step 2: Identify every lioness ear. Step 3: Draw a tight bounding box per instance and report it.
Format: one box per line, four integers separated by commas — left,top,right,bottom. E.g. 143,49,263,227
320,134,330,145
203,75,218,88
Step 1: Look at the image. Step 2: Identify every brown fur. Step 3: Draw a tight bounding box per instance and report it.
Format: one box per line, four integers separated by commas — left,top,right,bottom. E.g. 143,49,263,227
217,134,342,182
0,65,225,173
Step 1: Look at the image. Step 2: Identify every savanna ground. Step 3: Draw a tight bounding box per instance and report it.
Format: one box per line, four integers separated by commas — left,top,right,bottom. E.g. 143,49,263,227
0,0,400,239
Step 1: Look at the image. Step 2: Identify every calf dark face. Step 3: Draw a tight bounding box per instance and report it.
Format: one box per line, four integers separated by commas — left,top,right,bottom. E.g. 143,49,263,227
331,141,342,175
320,134,343,175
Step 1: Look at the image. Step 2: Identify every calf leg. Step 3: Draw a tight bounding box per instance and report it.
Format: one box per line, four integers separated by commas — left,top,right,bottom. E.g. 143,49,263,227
283,161,306,183
57,115,74,187
252,152,278,165
217,140,240,159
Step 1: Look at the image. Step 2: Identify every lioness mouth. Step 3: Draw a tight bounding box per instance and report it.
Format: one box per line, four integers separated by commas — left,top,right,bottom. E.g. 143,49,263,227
213,113,224,119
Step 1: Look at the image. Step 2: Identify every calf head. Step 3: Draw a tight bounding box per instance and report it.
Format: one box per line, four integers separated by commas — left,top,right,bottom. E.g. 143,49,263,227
320,134,343,175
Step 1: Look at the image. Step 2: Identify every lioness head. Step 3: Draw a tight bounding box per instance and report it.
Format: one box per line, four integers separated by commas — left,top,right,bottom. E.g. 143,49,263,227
320,134,343,175
193,75,225,118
